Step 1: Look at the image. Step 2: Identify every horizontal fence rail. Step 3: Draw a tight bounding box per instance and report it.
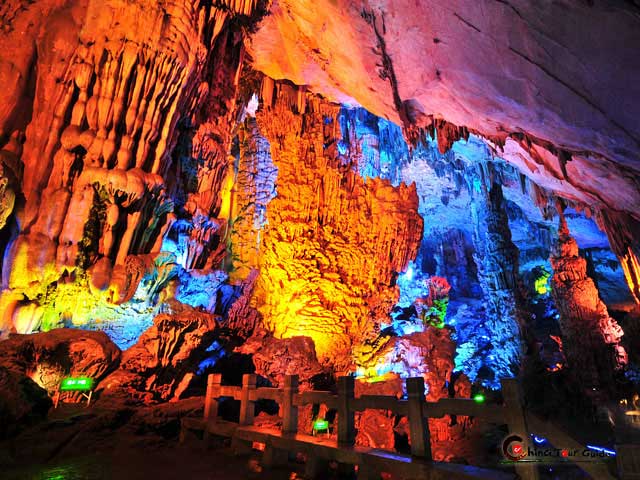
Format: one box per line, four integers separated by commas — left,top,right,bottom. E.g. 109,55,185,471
188,373,626,480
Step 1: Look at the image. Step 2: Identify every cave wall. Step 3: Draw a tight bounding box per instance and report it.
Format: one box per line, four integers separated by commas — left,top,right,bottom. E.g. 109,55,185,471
0,0,266,341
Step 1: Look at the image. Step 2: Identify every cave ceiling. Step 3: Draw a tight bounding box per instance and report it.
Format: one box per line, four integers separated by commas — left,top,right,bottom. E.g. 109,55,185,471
247,0,640,220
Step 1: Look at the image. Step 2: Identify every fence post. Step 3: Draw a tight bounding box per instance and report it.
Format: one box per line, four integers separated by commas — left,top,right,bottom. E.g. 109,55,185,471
406,377,432,459
282,375,299,434
337,375,355,445
204,373,222,422
240,373,257,426
502,378,539,480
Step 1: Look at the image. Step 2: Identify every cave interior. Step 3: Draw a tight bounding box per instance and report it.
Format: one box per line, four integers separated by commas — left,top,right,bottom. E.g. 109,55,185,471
0,0,639,478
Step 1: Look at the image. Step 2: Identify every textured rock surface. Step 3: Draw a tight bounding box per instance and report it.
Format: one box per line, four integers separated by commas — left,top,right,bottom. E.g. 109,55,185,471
0,0,266,336
0,329,121,394
550,215,627,394
596,210,640,305
351,327,478,461
0,0,637,419
248,0,640,221
0,328,120,437
235,332,325,387
248,80,423,371
100,304,218,402
468,163,523,379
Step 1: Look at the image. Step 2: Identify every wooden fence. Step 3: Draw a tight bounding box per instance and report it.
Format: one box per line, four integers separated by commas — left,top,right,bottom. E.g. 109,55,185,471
181,373,624,480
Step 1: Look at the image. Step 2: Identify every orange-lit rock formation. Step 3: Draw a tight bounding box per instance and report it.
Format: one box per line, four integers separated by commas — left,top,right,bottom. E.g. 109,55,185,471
246,80,423,371
550,215,628,394
0,0,638,416
0,0,266,335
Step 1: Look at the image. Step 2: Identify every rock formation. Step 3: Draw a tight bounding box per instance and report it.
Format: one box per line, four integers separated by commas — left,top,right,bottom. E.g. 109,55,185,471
550,215,628,394
596,210,640,305
0,0,267,337
235,333,325,388
0,328,121,437
0,329,121,394
468,162,524,380
247,0,640,221
0,0,637,438
246,79,423,372
100,303,218,402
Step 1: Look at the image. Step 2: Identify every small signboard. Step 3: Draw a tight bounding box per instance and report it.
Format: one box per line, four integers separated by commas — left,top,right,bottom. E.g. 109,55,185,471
60,377,93,392
312,419,330,436
54,376,94,408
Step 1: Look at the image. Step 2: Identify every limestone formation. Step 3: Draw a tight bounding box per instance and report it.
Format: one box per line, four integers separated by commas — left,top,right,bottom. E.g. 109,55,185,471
597,210,640,304
0,0,267,337
0,0,637,438
247,0,640,223
100,304,218,402
0,329,121,395
550,215,628,394
468,163,524,379
251,80,423,371
235,333,326,388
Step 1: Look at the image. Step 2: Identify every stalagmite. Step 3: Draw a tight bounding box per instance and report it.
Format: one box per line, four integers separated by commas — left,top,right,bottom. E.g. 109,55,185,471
0,1,637,470
550,214,628,394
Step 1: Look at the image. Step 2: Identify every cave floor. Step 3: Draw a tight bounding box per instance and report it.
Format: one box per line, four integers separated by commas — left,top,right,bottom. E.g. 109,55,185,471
0,399,602,480
0,401,316,480
0,449,300,480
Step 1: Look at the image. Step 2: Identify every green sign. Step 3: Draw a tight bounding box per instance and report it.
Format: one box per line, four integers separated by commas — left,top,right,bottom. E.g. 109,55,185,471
313,419,329,431
60,377,93,391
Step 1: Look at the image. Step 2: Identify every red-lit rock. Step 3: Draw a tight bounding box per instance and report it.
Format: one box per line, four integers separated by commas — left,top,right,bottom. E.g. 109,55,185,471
0,329,121,395
355,409,395,450
235,331,325,388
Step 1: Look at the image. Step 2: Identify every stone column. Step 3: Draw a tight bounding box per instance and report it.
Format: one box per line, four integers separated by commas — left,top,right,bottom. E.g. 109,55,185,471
550,214,628,394
469,163,523,378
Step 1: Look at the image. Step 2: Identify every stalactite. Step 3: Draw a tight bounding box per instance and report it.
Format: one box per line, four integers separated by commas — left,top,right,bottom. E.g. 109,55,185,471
596,209,640,304
0,0,267,335
550,213,628,394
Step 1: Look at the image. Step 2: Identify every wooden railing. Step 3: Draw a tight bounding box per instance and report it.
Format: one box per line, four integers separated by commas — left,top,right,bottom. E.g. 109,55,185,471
185,373,638,480
195,373,539,479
